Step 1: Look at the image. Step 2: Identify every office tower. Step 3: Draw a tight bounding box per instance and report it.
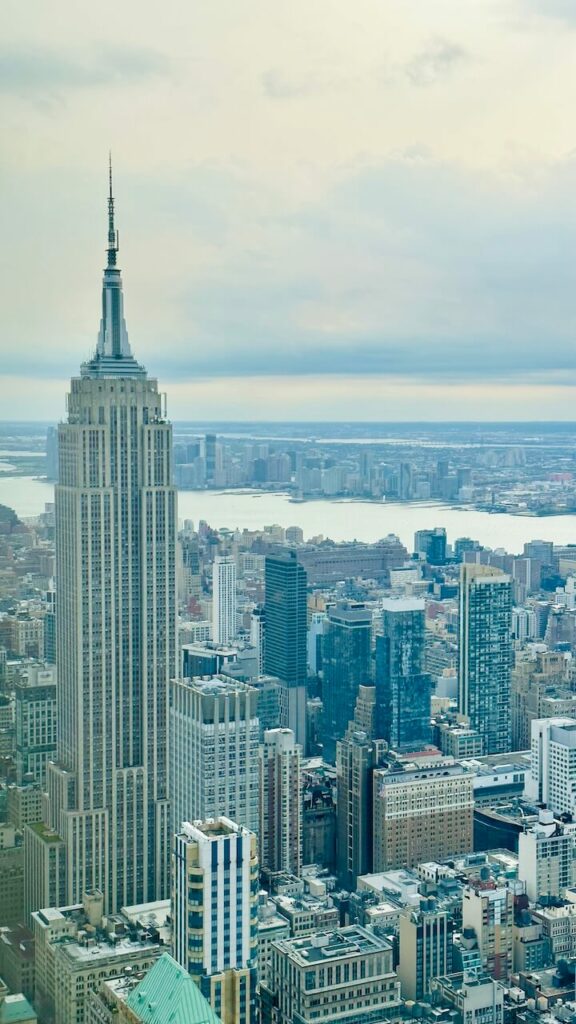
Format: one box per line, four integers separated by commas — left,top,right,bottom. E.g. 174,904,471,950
372,760,474,871
458,564,513,755
250,606,265,675
414,527,447,565
462,880,514,981
169,676,259,835
46,168,177,912
321,602,372,763
399,462,412,499
524,539,554,564
15,666,57,787
261,926,401,1024
172,818,259,1024
264,551,307,746
376,598,432,750
398,899,454,1000
518,810,575,902
511,650,571,750
259,728,302,879
205,433,217,483
525,716,576,815
212,556,237,645
336,686,386,890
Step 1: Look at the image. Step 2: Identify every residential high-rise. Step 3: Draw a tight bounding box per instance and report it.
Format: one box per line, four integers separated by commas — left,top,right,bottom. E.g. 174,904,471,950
459,564,513,754
264,551,307,746
398,898,454,1000
336,686,386,890
46,167,177,912
172,818,259,1024
518,810,575,902
259,728,302,879
321,602,372,763
212,556,237,645
376,598,432,750
169,676,260,836
462,880,514,981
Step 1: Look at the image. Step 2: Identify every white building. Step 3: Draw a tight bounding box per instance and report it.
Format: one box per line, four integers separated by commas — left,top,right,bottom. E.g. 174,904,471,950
526,717,576,815
172,818,258,1024
45,169,177,912
212,556,237,645
518,810,575,902
169,676,260,836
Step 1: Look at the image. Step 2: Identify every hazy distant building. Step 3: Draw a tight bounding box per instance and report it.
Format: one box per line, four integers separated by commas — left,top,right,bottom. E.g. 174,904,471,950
459,564,512,755
264,551,307,746
414,527,447,565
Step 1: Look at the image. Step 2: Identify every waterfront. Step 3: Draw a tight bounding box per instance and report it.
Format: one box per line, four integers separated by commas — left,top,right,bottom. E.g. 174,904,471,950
2,475,576,551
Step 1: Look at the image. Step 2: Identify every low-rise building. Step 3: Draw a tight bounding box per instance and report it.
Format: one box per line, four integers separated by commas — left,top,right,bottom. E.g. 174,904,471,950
262,925,401,1024
431,972,505,1024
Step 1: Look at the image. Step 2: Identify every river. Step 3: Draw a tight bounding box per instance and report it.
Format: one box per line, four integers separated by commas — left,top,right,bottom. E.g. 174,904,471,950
2,475,576,552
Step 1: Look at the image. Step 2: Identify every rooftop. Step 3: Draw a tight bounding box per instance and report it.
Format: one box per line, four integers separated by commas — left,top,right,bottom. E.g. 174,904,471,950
0,995,37,1023
125,952,222,1024
280,925,390,967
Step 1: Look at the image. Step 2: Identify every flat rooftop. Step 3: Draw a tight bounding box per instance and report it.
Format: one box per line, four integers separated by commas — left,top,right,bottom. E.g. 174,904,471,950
281,926,389,966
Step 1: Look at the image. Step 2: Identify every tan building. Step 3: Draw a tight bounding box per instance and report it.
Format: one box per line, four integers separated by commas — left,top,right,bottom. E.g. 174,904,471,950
24,821,67,922
372,760,474,871
6,785,43,830
259,729,302,880
32,891,165,1024
462,880,514,981
512,649,572,750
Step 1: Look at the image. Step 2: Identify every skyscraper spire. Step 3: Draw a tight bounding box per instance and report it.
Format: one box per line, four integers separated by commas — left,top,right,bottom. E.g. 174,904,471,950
107,152,119,268
81,157,145,377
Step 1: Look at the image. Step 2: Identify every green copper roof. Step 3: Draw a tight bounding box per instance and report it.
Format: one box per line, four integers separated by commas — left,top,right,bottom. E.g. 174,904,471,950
125,953,222,1024
0,994,37,1023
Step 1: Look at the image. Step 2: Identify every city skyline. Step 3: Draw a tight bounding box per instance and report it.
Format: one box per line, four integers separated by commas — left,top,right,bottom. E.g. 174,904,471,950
2,1,576,420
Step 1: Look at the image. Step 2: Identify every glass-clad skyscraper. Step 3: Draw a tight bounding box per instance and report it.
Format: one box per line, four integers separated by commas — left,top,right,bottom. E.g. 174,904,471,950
322,602,372,763
375,598,432,751
459,564,512,754
47,166,177,912
264,550,307,745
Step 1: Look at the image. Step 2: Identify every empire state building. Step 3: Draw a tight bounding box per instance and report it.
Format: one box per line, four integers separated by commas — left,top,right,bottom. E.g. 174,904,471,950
47,165,177,912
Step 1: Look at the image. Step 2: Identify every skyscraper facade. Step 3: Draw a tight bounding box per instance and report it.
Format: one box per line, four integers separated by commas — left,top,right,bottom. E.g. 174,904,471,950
264,551,307,746
47,169,177,912
376,598,432,751
172,818,259,1024
212,555,237,645
322,602,372,763
259,728,302,879
459,564,513,755
169,676,260,836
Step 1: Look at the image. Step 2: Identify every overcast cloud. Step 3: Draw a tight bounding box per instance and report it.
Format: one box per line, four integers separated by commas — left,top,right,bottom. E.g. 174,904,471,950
1,0,576,420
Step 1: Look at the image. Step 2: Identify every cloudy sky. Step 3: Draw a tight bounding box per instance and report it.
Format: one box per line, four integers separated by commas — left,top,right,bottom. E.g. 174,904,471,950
2,0,576,420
